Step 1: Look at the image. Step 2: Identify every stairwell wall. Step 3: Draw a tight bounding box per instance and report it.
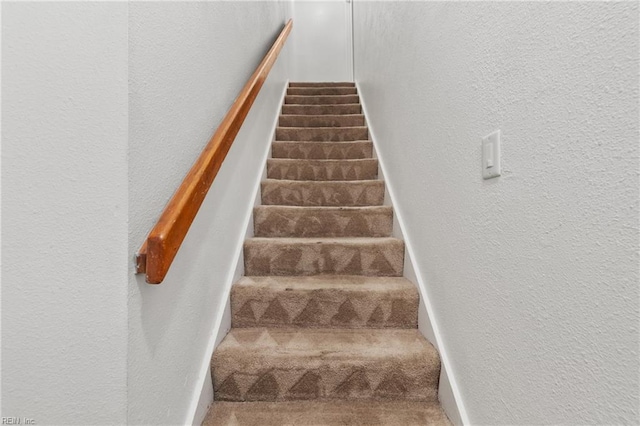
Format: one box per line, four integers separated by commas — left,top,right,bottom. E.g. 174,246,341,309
2,3,129,423
353,2,638,424
128,2,292,425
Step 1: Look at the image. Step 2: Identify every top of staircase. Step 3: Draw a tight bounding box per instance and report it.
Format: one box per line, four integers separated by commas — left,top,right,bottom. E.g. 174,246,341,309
289,81,355,87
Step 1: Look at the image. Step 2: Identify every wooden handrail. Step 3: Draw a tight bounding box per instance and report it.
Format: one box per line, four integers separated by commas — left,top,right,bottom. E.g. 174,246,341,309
136,19,293,284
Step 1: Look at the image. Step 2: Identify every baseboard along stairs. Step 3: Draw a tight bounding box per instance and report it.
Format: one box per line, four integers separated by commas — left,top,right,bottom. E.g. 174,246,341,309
203,82,451,425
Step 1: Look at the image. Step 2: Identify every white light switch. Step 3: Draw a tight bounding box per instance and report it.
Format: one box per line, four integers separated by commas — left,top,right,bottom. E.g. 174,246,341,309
482,130,501,179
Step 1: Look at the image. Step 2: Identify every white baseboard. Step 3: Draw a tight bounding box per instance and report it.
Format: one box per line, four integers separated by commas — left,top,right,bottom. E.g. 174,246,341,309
192,366,214,426
357,82,470,426
185,80,289,426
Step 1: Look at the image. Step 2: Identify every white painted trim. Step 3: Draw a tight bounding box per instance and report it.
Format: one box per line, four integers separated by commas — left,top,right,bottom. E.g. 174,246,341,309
347,0,354,82
192,366,214,426
357,81,470,426
185,81,289,426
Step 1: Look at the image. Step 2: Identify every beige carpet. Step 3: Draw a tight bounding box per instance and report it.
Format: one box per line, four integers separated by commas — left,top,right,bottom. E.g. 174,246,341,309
206,82,451,425
261,179,386,206
282,103,362,115
231,276,418,329
279,114,364,127
271,140,373,159
285,94,361,105
254,206,393,238
267,158,379,181
203,401,450,426
213,328,439,402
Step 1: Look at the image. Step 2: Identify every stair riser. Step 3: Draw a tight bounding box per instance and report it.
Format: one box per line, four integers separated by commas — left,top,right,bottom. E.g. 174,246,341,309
279,115,365,128
282,104,361,115
276,127,368,142
261,180,385,207
267,159,378,181
244,239,404,276
212,328,440,403
289,82,355,88
231,285,418,329
287,87,357,96
285,95,360,105
271,141,373,160
254,206,392,238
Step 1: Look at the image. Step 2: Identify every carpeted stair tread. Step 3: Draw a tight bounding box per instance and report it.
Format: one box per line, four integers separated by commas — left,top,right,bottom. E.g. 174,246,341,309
254,205,392,237
204,400,451,425
276,126,368,142
212,328,440,402
261,179,385,206
279,114,365,128
272,141,373,159
244,237,404,276
287,87,357,96
285,94,360,105
289,82,355,88
282,104,362,115
209,81,449,424
267,159,378,181
231,276,418,328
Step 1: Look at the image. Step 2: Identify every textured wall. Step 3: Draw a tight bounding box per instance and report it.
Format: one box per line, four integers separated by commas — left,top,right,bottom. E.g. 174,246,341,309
1,2,291,423
290,1,353,81
2,3,128,424
353,2,639,424
128,2,291,424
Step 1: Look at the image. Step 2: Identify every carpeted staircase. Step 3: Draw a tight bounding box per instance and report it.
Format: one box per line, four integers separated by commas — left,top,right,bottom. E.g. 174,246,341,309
203,82,451,425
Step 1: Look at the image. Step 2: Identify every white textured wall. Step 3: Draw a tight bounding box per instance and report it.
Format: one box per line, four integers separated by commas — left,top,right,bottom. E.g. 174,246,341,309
128,2,291,424
2,3,128,424
290,1,353,81
354,2,639,424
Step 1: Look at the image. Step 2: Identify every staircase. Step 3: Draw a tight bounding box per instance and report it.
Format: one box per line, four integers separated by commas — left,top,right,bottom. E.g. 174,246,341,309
203,82,451,425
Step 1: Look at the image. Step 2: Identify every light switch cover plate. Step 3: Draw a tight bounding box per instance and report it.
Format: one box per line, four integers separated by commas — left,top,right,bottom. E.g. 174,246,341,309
482,130,501,179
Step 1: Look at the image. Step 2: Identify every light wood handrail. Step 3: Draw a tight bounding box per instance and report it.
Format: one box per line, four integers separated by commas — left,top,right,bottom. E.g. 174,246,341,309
136,19,293,284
